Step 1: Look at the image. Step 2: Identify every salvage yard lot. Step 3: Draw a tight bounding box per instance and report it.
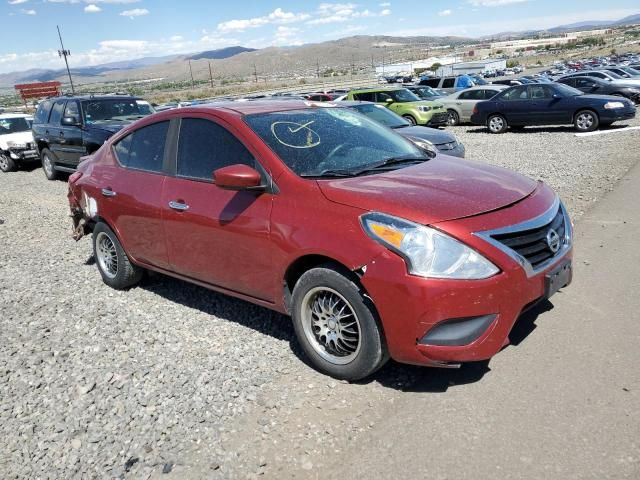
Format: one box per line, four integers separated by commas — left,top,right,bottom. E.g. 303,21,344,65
1,115,639,479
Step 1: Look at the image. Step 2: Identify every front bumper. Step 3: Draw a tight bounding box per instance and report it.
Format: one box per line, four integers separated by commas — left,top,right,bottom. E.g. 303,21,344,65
8,148,39,161
601,105,636,122
360,184,572,367
435,141,465,158
426,111,449,126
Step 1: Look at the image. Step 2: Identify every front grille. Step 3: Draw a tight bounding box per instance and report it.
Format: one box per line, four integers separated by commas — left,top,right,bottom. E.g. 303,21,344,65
430,112,449,124
491,207,566,269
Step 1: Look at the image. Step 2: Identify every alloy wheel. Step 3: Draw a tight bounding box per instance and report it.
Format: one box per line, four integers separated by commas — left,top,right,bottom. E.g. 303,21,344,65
301,287,362,365
96,232,118,279
576,112,594,131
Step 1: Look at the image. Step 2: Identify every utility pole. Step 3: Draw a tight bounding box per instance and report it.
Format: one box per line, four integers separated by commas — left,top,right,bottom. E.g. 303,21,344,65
188,60,195,89
382,46,386,76
350,54,354,83
57,25,75,94
208,61,214,88
253,64,258,83
316,59,320,79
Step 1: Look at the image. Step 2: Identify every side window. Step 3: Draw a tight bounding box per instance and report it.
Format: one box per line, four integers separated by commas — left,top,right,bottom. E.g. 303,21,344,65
483,89,501,99
34,100,53,124
501,86,528,101
353,92,375,102
375,92,392,102
576,78,594,88
177,118,255,181
561,78,576,87
114,121,169,173
442,78,455,88
529,85,552,99
424,78,440,87
49,100,66,125
458,91,475,100
64,101,80,118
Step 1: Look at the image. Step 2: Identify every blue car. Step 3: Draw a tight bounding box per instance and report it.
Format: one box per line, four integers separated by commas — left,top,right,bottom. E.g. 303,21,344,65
470,83,636,133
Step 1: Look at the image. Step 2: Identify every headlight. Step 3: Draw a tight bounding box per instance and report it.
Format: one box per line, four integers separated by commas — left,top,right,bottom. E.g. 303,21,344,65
604,101,625,109
360,212,499,280
405,136,436,154
6,141,27,149
418,106,432,112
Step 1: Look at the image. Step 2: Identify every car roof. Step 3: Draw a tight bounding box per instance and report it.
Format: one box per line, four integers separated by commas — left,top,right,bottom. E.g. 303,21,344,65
46,95,144,101
459,85,508,90
174,100,331,116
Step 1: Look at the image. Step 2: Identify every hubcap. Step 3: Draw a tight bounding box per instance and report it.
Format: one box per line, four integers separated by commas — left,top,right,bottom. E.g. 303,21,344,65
0,155,8,170
489,116,504,132
448,112,458,125
96,232,118,279
577,113,593,130
301,287,361,365
43,155,53,176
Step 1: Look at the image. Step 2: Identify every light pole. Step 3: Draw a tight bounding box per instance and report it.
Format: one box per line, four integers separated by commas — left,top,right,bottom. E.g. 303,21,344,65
57,25,75,94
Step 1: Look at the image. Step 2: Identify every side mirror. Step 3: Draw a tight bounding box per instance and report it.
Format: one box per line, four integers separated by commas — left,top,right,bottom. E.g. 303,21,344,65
590,85,599,91
552,93,562,99
62,116,80,126
214,164,265,192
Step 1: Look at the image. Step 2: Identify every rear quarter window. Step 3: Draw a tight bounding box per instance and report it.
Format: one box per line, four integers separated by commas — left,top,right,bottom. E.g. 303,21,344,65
34,100,53,124
442,78,455,88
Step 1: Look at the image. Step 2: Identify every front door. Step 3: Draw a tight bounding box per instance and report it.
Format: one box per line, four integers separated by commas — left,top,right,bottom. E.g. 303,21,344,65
161,116,274,301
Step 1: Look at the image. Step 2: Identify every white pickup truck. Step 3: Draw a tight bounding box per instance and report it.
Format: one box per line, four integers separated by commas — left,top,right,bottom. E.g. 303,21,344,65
0,113,38,172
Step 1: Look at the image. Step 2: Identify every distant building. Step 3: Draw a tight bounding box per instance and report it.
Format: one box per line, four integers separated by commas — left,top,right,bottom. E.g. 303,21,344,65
435,59,507,77
375,56,458,76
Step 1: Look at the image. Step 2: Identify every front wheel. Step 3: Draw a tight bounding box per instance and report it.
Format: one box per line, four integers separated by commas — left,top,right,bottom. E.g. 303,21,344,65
41,149,59,180
0,153,17,172
402,114,417,125
92,222,143,290
447,110,460,126
291,266,388,381
487,114,508,134
574,110,599,132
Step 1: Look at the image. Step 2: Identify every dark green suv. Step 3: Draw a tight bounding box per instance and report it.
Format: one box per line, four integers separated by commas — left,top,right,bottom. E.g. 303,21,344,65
346,87,448,126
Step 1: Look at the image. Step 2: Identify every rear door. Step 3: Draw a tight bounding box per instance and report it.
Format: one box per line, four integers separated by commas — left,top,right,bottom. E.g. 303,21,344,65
161,115,275,301
497,86,530,124
100,120,171,269
56,100,85,166
46,100,67,161
456,89,482,120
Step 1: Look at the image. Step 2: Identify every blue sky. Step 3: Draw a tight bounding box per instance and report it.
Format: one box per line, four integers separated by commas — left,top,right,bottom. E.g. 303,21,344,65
1,0,638,74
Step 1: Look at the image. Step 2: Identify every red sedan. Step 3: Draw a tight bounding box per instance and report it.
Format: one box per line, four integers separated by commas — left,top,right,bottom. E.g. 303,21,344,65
68,101,573,380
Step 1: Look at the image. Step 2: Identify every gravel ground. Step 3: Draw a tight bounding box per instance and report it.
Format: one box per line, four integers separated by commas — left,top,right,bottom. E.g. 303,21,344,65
1,114,639,479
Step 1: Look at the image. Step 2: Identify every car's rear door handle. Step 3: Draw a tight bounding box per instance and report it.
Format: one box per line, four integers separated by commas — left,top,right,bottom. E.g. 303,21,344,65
101,188,117,197
168,200,189,211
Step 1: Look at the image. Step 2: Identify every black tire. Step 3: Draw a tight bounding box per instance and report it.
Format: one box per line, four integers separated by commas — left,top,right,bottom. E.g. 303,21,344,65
487,114,508,134
0,152,17,172
92,222,143,290
574,109,599,132
41,149,59,180
402,114,417,125
291,266,388,381
447,109,460,126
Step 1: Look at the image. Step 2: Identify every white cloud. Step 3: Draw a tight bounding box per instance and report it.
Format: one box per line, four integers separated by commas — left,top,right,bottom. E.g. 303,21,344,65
307,3,391,25
20,8,36,14
84,4,101,13
120,7,148,18
379,2,390,6
380,8,391,16
439,9,452,16
8,0,29,5
45,0,141,3
216,8,310,33
468,0,527,6
170,35,183,42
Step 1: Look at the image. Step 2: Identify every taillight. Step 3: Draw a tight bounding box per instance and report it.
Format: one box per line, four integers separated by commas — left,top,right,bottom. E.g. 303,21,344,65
473,105,479,114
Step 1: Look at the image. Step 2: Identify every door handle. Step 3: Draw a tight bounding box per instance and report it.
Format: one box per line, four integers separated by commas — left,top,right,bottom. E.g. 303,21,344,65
101,188,117,197
169,200,189,211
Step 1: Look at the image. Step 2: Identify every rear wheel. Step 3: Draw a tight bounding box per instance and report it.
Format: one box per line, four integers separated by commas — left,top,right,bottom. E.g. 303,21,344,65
402,114,417,125
574,110,599,132
447,110,460,126
0,153,17,172
291,266,388,381
92,222,143,290
487,114,508,134
41,149,58,180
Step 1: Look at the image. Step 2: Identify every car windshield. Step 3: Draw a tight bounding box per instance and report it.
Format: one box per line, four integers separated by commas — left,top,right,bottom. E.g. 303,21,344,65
81,99,155,124
600,70,623,79
621,67,640,75
0,117,31,134
350,103,409,128
245,108,426,177
554,83,583,96
411,86,440,99
386,89,421,102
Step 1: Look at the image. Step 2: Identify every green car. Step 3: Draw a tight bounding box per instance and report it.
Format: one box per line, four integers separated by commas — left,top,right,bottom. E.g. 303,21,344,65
346,87,449,126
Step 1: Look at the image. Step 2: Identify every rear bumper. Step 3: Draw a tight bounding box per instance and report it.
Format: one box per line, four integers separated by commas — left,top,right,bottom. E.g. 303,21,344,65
360,184,572,367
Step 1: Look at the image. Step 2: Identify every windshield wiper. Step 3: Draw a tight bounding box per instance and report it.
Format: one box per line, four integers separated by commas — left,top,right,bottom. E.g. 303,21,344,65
349,155,429,175
300,168,358,178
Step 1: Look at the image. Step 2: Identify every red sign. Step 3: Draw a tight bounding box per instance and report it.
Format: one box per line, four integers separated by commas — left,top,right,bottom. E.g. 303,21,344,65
14,81,62,101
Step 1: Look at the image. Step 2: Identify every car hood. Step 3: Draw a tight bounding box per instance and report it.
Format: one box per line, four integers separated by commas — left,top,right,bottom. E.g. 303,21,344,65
86,122,132,135
394,125,456,144
317,157,538,225
0,131,33,147
578,93,636,102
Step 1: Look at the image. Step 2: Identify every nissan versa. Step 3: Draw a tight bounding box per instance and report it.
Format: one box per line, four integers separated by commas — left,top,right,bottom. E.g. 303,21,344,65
68,101,573,380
